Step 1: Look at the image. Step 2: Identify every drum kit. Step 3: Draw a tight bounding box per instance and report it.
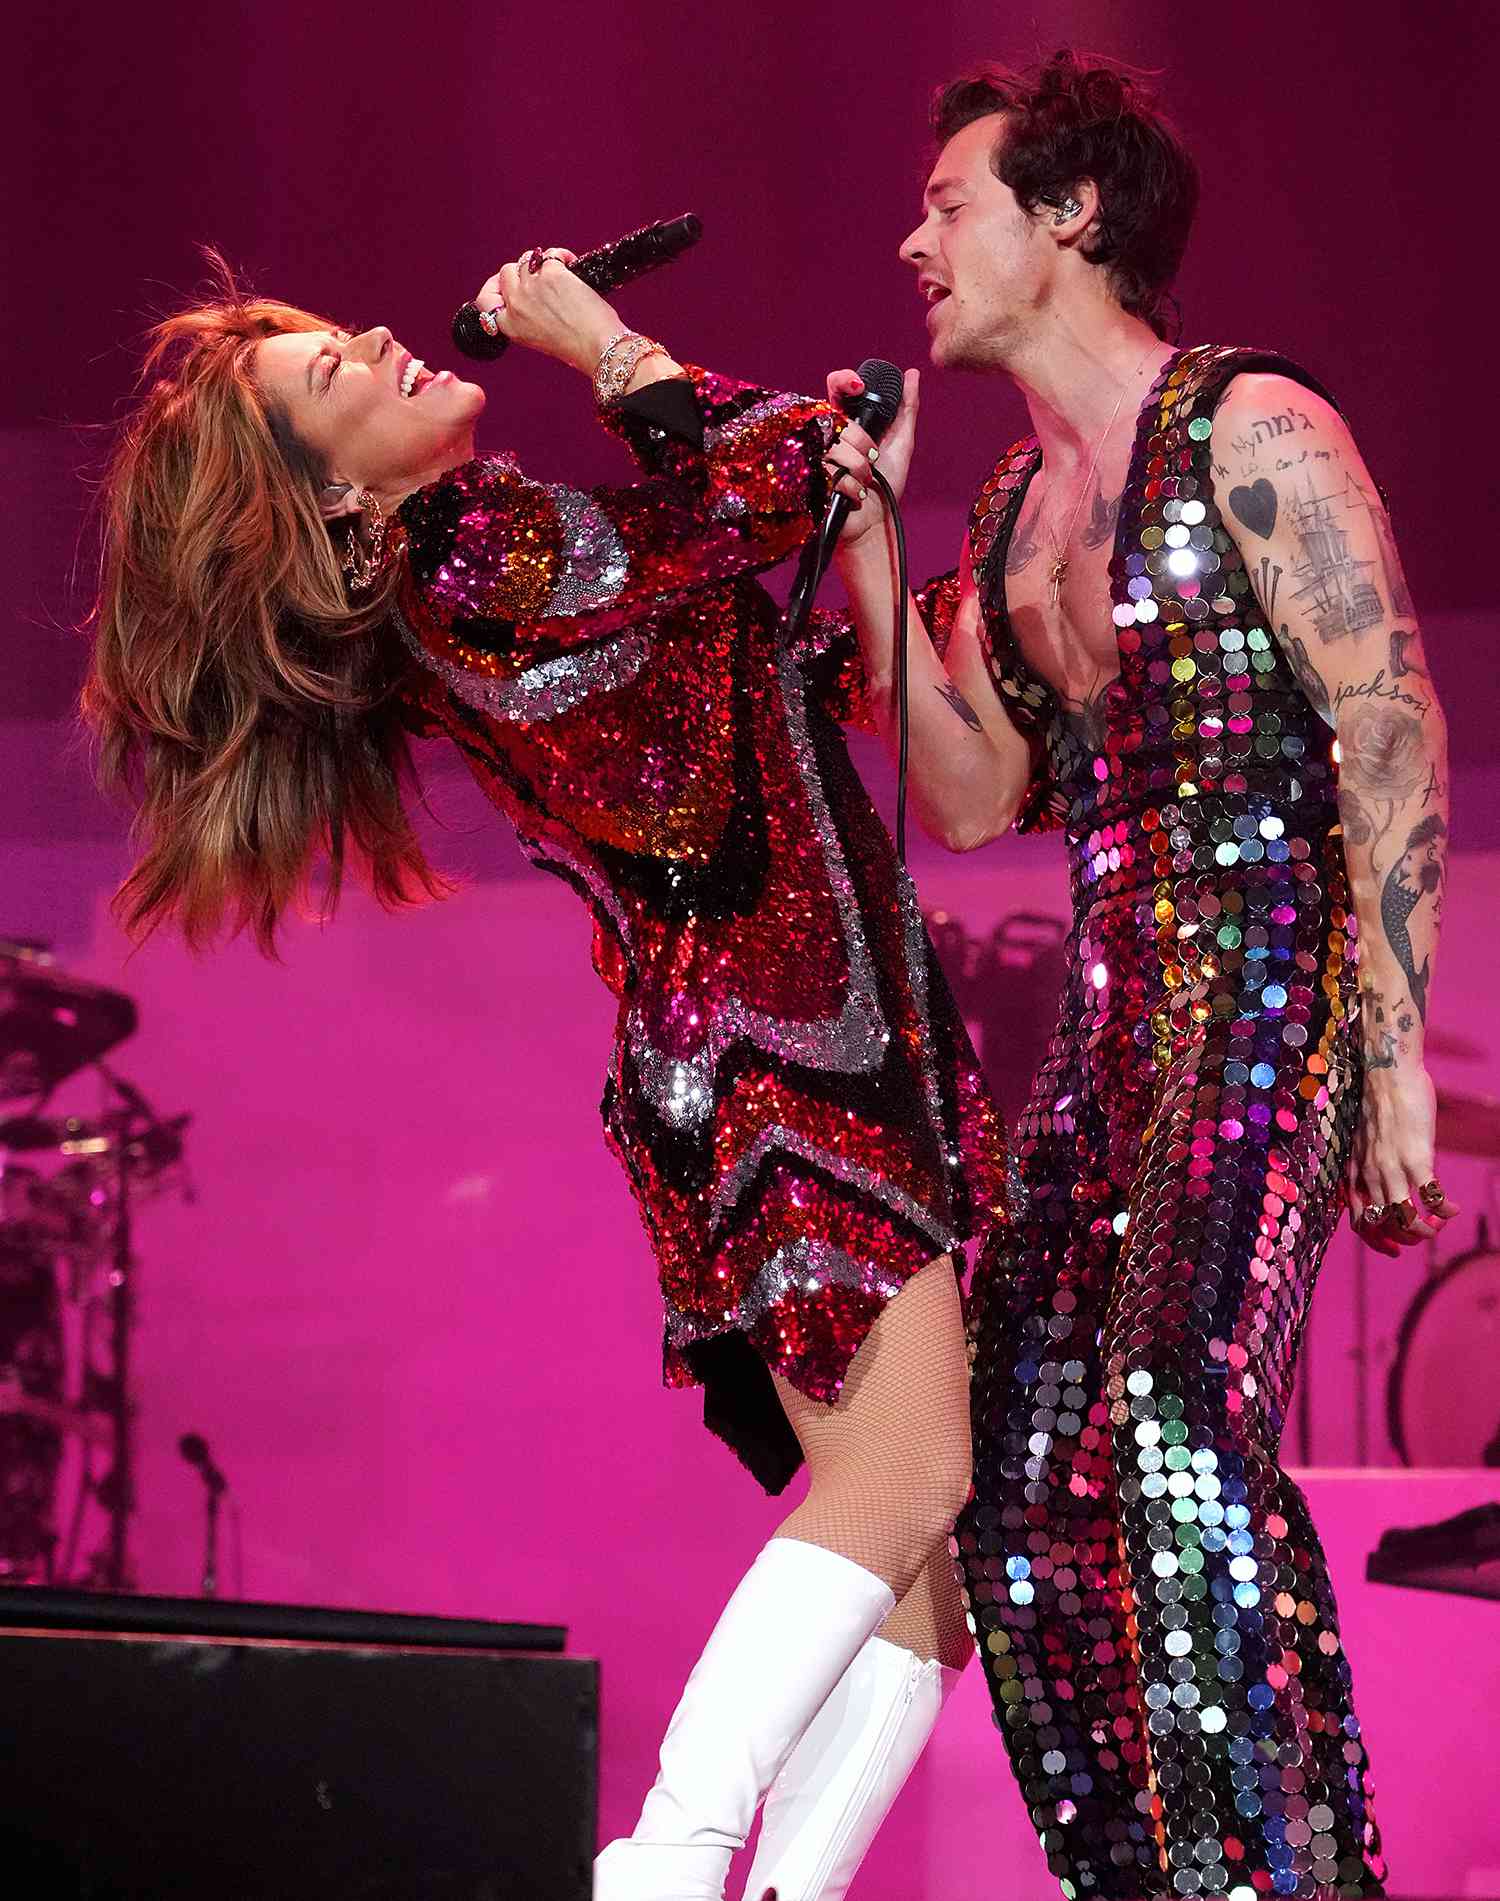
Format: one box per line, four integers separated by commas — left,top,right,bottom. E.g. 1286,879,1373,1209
927,908,1500,1472
2,910,1496,1595
0,938,188,1589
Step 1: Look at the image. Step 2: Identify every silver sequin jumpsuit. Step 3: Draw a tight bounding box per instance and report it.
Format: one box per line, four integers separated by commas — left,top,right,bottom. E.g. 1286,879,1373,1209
953,346,1386,1900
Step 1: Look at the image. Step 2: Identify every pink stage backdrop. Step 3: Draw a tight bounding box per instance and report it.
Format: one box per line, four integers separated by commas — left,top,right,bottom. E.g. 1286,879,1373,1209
9,0,1500,1888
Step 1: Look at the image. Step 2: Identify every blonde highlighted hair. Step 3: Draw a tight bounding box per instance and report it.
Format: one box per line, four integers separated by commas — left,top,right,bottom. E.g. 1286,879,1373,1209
84,251,447,954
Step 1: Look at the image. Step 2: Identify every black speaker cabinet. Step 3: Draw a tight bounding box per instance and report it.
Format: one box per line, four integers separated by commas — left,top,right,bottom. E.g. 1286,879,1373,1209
0,1591,598,1900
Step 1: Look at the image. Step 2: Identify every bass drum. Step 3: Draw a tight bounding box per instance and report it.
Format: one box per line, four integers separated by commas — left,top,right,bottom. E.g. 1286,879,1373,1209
1387,1244,1500,1466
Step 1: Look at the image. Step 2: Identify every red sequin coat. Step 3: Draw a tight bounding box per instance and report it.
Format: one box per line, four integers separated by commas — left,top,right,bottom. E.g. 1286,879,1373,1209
394,367,1006,1488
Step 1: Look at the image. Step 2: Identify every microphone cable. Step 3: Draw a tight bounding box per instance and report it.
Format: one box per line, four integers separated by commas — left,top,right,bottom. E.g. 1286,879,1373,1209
783,459,914,866
866,465,911,866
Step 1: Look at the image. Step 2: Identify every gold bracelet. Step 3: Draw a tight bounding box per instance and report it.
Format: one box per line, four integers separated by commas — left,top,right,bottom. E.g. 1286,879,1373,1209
593,331,669,408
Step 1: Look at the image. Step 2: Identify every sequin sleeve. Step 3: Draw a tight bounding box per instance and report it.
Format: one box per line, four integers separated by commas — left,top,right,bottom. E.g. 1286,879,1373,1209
399,370,838,658
794,569,962,735
599,363,838,518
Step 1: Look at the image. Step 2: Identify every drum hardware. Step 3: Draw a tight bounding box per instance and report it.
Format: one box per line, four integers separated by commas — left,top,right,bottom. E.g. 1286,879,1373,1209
1385,1213,1500,1469
1367,1501,1500,1602
0,944,189,1588
923,909,1071,1126
0,1372,113,1447
1376,1086,1500,1470
0,940,138,1103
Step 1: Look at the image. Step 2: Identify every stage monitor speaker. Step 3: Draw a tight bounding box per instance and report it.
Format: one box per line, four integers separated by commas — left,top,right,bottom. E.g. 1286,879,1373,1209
0,1591,598,1900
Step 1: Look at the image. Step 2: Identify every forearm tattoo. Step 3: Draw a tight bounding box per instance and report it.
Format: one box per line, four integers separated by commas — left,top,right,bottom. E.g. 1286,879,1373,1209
1360,982,1419,1071
1378,816,1446,1022
935,680,984,733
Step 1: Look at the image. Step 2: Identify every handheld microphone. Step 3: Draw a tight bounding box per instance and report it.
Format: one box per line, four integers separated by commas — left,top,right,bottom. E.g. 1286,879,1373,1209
812,358,906,573
451,213,704,362
781,357,913,861
178,1431,227,1495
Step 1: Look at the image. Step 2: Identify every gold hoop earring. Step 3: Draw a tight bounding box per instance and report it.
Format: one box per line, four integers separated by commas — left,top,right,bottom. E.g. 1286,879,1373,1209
343,489,388,593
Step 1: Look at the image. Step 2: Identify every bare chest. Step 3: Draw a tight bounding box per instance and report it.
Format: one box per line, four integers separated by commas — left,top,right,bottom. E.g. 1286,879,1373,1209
997,465,1129,735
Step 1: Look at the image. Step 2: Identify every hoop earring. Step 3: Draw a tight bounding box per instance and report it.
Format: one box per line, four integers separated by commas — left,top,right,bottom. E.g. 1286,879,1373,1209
1053,195,1084,225
342,489,388,593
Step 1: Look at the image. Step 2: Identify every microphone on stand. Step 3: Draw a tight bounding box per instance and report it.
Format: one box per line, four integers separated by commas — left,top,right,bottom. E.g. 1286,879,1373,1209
179,1431,227,1494
451,213,703,362
179,1431,227,1597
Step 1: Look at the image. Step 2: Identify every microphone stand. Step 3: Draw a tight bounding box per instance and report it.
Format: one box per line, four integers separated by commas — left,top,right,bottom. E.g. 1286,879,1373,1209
200,1480,222,1600
179,1434,228,1598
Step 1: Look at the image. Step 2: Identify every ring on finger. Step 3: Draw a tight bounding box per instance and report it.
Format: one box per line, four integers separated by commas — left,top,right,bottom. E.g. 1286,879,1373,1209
1361,1202,1389,1227
527,246,546,274
1394,1199,1419,1230
478,306,503,337
1419,1179,1448,1211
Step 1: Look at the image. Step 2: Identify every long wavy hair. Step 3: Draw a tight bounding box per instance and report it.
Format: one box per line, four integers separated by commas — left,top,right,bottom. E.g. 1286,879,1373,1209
84,252,448,955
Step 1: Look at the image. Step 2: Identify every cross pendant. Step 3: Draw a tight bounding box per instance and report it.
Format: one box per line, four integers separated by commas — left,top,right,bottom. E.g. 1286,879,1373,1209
1048,554,1069,607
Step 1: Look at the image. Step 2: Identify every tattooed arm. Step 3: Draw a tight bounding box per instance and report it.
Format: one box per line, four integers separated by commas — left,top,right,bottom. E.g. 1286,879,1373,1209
836,527,1035,849
826,366,1033,850
1214,373,1458,1254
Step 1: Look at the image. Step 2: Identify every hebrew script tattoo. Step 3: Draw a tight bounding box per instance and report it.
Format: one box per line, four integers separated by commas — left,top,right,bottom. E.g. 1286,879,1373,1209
935,681,984,733
1232,404,1315,457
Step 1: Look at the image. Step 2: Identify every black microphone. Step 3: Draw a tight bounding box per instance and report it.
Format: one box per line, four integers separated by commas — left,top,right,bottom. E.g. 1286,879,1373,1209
811,358,906,572
178,1431,227,1495
451,213,704,362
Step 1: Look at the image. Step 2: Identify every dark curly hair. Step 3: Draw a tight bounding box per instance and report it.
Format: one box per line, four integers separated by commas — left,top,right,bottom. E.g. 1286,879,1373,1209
931,50,1198,339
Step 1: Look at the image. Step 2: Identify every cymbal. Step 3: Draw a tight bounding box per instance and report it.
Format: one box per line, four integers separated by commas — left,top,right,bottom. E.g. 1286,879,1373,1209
0,1113,117,1154
1434,1086,1500,1160
0,948,137,1102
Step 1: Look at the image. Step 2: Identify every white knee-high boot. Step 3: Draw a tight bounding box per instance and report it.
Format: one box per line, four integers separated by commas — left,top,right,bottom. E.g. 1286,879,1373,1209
740,1636,960,1901
594,1538,896,1901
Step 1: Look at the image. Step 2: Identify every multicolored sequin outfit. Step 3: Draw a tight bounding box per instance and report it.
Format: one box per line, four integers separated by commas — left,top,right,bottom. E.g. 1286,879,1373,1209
947,347,1385,1898
395,368,1006,1492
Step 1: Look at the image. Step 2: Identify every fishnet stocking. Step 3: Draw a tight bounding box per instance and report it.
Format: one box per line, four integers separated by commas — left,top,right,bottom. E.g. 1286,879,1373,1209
772,1255,971,1607
878,1544,975,1672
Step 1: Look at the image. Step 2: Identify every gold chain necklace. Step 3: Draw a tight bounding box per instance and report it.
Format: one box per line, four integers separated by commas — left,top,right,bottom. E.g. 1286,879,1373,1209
1041,345,1159,608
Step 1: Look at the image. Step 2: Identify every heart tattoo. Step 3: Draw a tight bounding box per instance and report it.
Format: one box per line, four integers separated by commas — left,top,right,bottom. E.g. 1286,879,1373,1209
1228,478,1278,538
